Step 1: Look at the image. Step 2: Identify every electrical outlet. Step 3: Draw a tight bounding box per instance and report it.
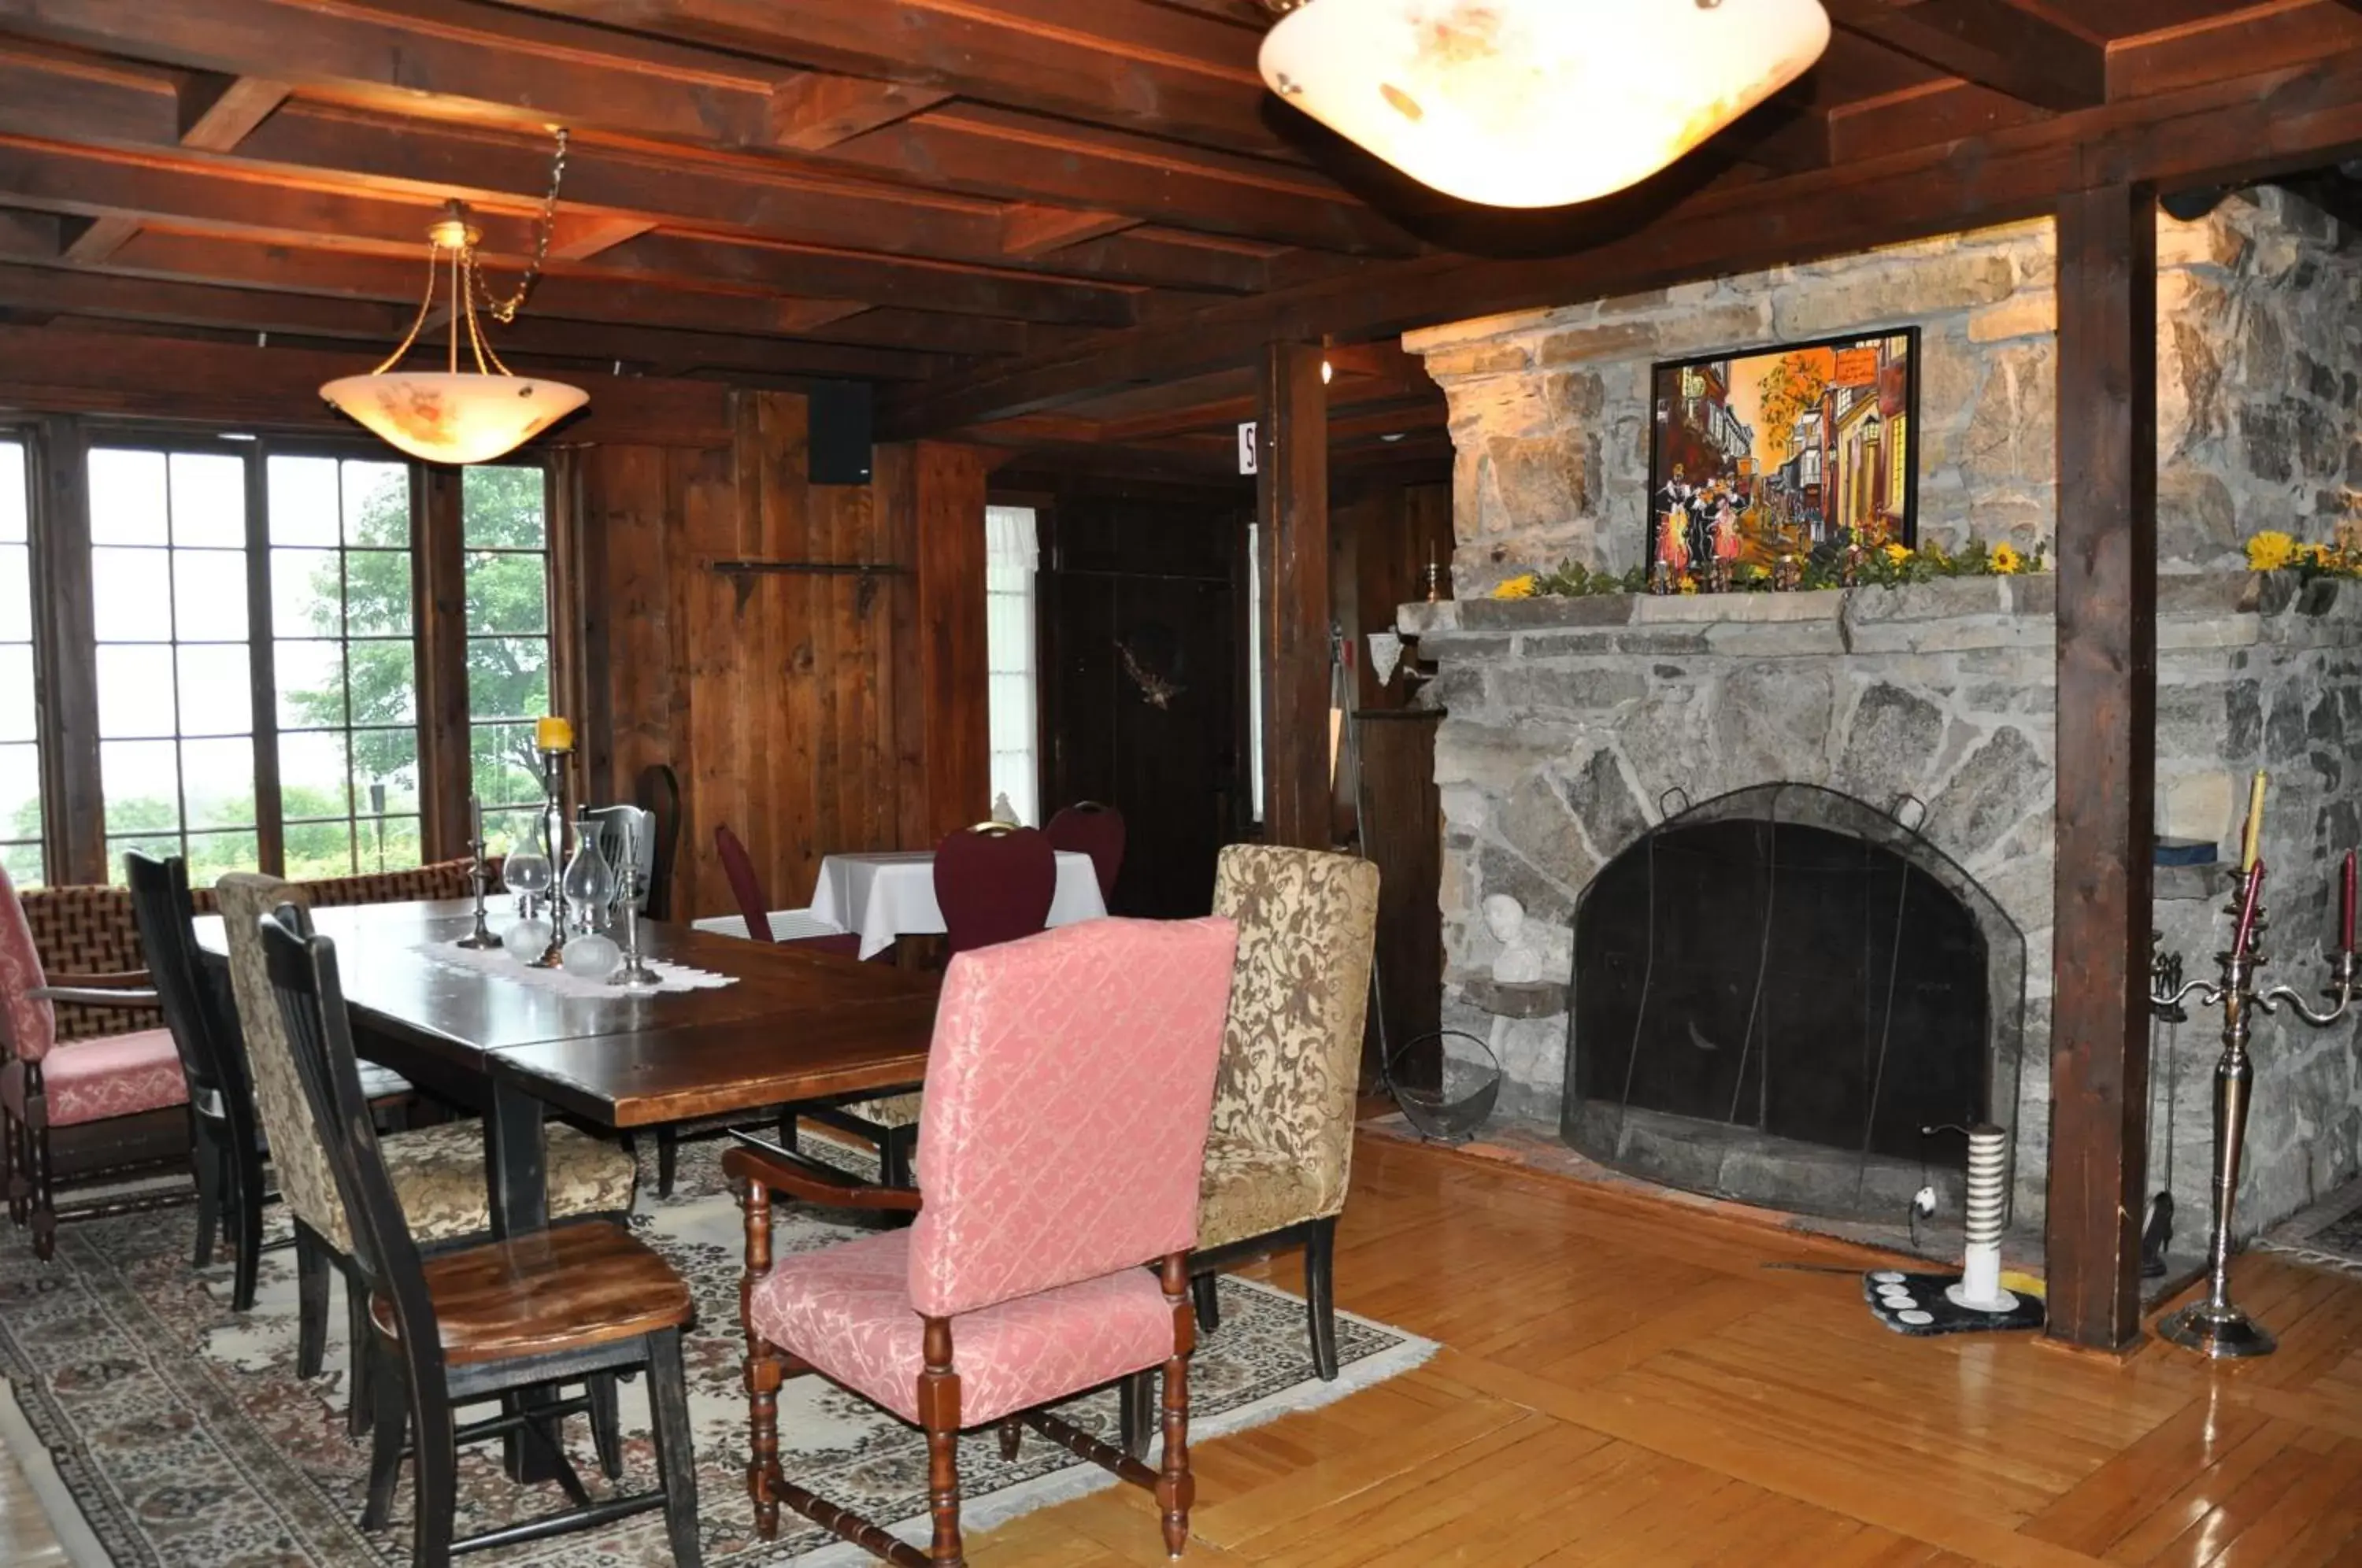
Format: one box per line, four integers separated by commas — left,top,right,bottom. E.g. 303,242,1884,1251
1912,1185,1939,1215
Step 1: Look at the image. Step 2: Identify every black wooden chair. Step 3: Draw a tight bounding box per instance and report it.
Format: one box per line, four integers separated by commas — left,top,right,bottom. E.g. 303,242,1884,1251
635,764,683,924
123,850,269,1305
260,903,702,1568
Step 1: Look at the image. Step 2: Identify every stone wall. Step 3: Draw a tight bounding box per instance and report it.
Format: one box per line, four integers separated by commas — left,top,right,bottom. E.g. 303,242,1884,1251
1401,576,2362,1236
1405,191,2362,592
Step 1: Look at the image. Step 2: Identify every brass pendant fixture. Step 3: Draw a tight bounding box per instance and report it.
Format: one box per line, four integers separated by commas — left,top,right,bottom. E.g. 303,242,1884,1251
320,129,587,465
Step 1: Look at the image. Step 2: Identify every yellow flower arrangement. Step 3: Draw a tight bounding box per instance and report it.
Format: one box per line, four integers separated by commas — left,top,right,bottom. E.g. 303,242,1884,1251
1988,542,2022,575
1492,572,1538,601
1883,542,1912,566
2301,542,2335,568
2246,530,2297,572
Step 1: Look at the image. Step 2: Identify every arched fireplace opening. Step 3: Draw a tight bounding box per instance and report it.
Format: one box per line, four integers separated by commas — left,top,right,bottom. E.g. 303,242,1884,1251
1564,783,2027,1222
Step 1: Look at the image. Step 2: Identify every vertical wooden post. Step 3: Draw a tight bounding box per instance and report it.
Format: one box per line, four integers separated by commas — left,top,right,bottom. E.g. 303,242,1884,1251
1257,341,1330,848
2046,182,2159,1353
413,463,470,862
878,440,990,847
30,416,103,886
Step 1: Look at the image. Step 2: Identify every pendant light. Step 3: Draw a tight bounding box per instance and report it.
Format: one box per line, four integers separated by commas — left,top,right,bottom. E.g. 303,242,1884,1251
320,130,587,464
1258,0,1832,210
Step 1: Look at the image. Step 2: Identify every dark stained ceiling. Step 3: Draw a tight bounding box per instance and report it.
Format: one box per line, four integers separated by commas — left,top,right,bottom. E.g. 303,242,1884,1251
0,0,2358,478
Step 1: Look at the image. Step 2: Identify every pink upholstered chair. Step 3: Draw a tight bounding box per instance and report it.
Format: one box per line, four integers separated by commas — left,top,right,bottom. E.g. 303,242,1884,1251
724,915,1238,1566
0,863,189,1259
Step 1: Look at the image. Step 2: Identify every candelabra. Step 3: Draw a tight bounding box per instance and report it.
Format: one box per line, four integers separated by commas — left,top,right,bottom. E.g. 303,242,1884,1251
610,819,661,992
2149,861,2358,1358
528,745,572,970
452,811,498,950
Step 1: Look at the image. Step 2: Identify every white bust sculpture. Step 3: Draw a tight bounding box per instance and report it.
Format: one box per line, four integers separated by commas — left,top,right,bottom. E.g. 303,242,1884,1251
1485,893,1546,984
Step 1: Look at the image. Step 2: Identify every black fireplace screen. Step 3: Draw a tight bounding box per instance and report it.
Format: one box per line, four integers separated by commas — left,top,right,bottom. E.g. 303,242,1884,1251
1564,783,2026,1220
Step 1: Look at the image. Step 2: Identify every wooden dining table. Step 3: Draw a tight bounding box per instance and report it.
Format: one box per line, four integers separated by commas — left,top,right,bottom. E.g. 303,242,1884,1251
194,897,942,1233
193,897,940,1484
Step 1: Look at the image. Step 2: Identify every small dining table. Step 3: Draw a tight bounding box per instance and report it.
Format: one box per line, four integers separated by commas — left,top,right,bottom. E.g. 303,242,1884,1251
810,848,1107,960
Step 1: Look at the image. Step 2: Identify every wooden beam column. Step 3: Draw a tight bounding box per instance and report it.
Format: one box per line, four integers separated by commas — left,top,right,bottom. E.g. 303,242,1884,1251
2045,182,2159,1353
1256,341,1330,848
878,439,990,846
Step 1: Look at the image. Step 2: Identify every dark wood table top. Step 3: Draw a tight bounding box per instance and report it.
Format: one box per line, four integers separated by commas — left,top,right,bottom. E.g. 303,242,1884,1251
194,898,939,1129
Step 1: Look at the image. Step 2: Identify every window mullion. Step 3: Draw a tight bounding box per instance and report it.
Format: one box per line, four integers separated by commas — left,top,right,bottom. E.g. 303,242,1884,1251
416,463,468,861
247,441,284,875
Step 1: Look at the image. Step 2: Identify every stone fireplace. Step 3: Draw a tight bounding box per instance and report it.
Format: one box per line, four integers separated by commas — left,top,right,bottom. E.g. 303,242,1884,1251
1398,192,2362,1237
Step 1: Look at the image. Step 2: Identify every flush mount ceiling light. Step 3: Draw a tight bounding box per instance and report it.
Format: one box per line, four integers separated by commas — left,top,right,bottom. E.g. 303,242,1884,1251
320,129,587,465
1258,0,1832,210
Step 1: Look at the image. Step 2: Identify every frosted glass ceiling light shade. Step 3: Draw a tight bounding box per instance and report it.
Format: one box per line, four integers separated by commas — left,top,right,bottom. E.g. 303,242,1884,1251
320,372,588,466
320,131,586,464
1258,0,1832,209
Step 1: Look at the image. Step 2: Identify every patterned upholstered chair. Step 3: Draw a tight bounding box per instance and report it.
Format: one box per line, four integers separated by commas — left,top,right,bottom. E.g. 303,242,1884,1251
217,871,639,1434
724,915,1238,1566
1190,845,1380,1381
0,862,188,1260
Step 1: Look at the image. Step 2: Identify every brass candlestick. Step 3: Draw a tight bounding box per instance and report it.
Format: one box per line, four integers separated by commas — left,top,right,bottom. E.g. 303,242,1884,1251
2149,864,2358,1358
528,746,572,969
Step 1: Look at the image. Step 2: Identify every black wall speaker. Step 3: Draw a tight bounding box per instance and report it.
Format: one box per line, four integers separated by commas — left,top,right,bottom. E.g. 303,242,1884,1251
808,379,874,485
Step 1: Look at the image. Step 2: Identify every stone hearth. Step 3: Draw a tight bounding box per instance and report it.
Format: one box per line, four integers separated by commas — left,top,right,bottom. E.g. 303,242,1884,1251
1400,575,2362,1232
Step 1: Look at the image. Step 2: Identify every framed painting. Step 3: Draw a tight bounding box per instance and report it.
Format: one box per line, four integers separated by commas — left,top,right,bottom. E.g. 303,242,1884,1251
1646,327,1920,586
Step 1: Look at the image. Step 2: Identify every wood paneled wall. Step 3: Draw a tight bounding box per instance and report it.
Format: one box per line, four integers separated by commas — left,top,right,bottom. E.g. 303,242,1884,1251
565,394,988,921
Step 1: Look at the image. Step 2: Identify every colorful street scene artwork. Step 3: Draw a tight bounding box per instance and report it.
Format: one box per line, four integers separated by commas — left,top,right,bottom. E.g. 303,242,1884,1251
1646,329,1919,590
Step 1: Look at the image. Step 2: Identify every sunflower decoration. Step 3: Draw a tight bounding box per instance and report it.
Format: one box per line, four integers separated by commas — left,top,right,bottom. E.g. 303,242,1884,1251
1987,542,2023,576
1883,542,1913,566
1491,572,1538,601
2245,530,2297,573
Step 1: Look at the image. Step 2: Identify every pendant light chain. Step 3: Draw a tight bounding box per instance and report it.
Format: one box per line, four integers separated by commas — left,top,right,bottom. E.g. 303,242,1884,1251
480,127,568,325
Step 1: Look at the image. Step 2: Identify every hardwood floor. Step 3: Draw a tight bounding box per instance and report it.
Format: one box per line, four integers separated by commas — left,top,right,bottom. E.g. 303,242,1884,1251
2,1133,2356,1564
970,1135,2362,1566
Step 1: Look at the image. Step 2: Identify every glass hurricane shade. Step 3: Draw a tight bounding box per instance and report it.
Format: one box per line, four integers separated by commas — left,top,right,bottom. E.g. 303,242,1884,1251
318,372,588,466
1258,0,1833,209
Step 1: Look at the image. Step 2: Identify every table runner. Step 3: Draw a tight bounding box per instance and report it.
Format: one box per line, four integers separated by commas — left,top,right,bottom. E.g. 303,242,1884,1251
417,941,739,996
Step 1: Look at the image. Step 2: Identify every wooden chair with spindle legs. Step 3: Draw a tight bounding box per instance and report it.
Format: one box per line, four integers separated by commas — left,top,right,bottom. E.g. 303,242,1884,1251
725,915,1238,1566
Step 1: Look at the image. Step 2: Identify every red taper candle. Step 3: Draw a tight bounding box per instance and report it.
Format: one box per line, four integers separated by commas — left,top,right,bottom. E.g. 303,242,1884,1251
2233,860,2267,960
2342,849,2356,955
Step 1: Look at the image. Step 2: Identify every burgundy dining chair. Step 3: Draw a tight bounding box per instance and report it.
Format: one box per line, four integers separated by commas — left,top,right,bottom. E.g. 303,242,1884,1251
935,823,1057,955
713,823,775,942
1046,801,1126,908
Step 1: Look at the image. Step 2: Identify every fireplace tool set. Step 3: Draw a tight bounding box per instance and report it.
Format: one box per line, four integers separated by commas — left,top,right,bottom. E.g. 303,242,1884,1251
2148,773,2359,1359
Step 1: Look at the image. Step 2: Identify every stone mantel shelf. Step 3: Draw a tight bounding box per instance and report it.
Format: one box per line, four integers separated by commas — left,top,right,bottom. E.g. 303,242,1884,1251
1399,571,2356,656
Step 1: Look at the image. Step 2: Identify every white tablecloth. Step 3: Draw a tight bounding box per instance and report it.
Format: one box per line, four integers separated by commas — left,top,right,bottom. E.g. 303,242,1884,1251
809,850,1106,960
691,909,853,943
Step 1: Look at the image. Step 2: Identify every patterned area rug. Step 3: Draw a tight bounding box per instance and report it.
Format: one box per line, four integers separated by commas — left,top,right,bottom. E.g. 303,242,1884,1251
0,1140,1435,1566
2259,1174,2362,1274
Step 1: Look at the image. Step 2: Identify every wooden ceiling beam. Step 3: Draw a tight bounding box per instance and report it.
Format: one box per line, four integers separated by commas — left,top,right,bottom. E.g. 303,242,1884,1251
0,261,949,379
57,213,141,264
767,71,950,150
490,0,1283,155
1001,205,1143,258
886,39,2362,435
1823,0,2108,113
176,72,290,151
47,224,1031,357
594,230,1138,326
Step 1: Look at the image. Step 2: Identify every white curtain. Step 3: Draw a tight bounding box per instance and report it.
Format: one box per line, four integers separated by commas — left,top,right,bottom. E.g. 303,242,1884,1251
984,506,1039,827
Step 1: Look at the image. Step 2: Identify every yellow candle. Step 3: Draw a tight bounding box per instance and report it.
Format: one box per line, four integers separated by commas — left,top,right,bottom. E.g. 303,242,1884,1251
2242,769,2267,872
535,715,574,753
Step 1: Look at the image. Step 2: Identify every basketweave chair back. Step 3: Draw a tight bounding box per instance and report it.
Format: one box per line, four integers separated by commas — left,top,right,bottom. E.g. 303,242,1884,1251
932,823,1056,956
907,915,1237,1318
260,907,449,1409
122,851,249,1119
1045,802,1127,907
